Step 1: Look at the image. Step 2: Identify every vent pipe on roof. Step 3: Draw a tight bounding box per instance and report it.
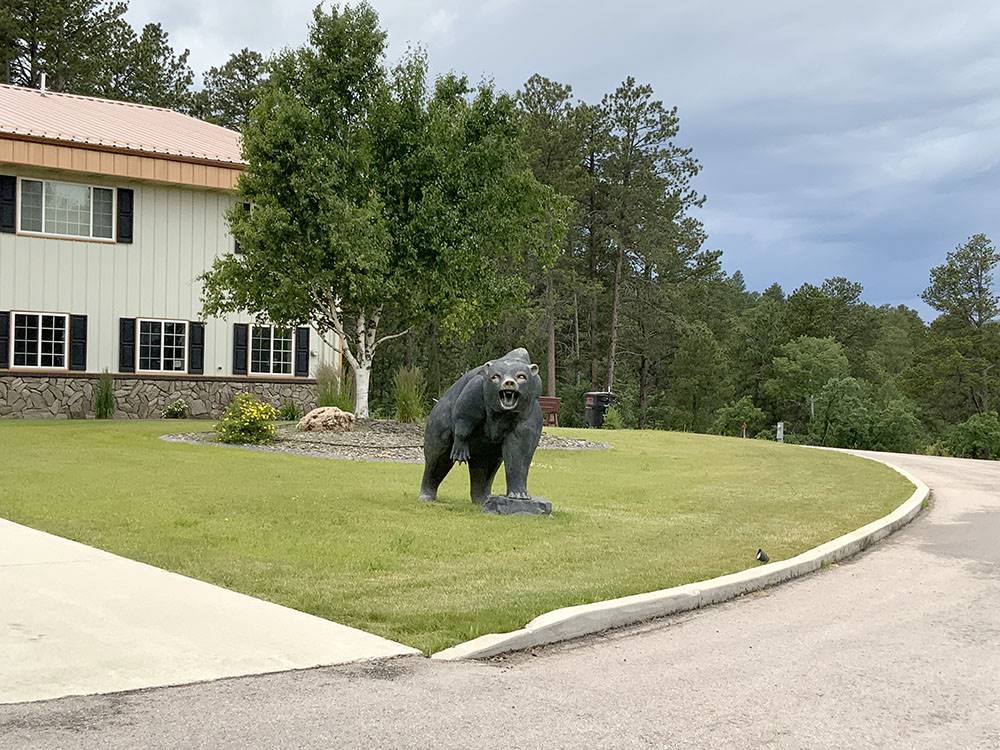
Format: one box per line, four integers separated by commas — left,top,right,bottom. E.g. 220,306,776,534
39,72,47,93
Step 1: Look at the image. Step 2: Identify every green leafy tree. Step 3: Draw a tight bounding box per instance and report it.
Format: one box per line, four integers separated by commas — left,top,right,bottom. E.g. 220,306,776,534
201,4,561,417
944,411,1000,459
809,376,872,448
712,395,767,437
766,336,849,424
191,48,268,130
869,398,923,453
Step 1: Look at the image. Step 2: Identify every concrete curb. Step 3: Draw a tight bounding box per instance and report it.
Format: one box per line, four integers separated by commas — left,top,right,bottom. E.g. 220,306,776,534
431,451,929,661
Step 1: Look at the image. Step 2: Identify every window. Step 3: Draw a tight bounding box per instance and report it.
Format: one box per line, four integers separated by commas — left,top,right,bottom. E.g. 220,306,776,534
138,319,187,372
11,312,68,369
18,178,115,240
250,325,293,375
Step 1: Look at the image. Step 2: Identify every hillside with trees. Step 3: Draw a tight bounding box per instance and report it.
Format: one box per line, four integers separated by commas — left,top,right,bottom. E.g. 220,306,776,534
6,1,1000,456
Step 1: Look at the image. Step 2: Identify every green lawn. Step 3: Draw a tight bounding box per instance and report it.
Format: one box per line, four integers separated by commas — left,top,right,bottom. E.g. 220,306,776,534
0,421,912,653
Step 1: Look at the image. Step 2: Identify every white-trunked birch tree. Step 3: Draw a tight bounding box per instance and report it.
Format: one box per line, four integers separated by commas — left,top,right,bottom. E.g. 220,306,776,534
201,3,564,417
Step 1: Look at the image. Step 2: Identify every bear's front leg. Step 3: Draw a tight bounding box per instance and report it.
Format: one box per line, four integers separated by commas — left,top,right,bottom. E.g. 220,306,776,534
502,423,539,499
450,418,473,463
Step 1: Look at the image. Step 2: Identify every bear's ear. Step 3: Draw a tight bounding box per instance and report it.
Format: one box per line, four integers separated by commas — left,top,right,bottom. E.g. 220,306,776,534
530,363,539,376
482,361,493,371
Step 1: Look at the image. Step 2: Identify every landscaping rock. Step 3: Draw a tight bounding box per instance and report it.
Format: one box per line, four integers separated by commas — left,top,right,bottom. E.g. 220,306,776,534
481,495,553,516
297,407,356,433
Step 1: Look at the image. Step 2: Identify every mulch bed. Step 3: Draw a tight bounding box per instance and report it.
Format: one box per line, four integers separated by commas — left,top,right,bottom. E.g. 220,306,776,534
163,419,608,464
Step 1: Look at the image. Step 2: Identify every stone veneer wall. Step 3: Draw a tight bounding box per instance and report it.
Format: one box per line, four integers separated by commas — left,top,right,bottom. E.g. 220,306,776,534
0,373,317,419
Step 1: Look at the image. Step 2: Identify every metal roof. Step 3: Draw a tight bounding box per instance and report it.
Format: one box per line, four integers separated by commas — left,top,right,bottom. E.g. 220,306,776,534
0,84,244,166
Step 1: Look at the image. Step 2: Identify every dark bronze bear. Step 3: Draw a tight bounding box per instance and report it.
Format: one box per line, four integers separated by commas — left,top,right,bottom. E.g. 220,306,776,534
420,348,543,503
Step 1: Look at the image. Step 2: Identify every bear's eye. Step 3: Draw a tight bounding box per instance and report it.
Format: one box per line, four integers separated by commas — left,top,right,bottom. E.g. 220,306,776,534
516,372,527,381
491,373,501,383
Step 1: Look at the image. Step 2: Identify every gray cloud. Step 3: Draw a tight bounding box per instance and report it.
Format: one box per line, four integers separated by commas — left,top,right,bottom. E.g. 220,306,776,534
126,0,1000,315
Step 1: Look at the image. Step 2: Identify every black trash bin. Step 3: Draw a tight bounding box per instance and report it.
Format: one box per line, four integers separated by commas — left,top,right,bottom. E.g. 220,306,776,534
584,391,615,428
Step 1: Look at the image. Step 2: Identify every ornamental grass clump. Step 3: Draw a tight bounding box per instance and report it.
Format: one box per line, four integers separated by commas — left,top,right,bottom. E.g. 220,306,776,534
315,364,354,412
217,393,278,444
93,370,115,419
392,366,426,423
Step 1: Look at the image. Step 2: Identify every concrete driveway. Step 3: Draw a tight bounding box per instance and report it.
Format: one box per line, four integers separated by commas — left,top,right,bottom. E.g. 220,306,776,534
2,451,999,748
0,519,418,704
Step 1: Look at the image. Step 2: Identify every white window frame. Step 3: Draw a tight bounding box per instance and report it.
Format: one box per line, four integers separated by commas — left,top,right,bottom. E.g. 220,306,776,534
16,176,117,242
136,318,188,374
9,311,70,371
249,324,295,376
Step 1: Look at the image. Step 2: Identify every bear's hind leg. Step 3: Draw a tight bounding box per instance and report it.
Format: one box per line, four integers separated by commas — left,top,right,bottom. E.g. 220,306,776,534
419,450,454,502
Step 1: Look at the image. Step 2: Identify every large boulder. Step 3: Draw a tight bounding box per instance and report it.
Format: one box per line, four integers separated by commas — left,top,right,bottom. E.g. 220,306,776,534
297,407,356,433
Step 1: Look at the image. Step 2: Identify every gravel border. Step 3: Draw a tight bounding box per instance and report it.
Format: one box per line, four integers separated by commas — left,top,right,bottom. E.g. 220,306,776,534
162,422,609,464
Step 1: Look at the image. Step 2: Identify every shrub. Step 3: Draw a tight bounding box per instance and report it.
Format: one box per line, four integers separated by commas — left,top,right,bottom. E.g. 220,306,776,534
93,370,115,419
161,399,190,419
315,363,354,411
278,402,303,421
943,411,1000,459
392,366,426,423
602,406,625,430
217,393,278,444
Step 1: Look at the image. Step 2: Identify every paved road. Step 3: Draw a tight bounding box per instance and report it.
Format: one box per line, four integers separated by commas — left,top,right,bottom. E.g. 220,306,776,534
2,451,999,749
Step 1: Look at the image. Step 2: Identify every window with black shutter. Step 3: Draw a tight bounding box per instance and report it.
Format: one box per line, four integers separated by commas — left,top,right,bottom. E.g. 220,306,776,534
294,327,310,377
116,188,134,243
232,323,249,375
0,176,15,233
188,322,205,374
119,318,136,372
0,311,9,369
69,315,87,371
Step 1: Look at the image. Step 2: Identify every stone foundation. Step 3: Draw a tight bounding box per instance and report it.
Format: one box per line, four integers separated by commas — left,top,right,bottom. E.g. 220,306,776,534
0,373,317,419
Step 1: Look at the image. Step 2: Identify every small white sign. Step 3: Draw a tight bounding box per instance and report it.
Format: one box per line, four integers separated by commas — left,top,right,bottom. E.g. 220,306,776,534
776,421,784,443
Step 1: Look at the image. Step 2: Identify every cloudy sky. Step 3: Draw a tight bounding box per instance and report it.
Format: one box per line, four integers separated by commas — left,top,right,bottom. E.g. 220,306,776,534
126,0,1000,316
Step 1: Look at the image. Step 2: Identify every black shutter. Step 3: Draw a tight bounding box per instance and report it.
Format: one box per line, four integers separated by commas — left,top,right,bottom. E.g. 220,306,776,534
119,318,136,372
294,327,310,377
69,315,88,371
232,323,248,375
188,322,205,374
0,176,15,233
0,311,9,369
116,188,134,243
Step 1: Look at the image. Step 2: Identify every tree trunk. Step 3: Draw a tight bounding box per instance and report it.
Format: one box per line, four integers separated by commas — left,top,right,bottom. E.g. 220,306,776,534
605,242,624,391
352,361,372,418
546,273,557,397
638,355,650,428
547,315,557,397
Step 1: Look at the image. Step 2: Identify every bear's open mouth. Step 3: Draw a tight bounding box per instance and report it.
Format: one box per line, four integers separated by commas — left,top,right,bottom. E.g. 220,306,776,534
498,390,519,410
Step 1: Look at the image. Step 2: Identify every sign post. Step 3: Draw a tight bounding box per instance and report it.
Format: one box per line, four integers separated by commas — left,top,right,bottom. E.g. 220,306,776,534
776,421,784,443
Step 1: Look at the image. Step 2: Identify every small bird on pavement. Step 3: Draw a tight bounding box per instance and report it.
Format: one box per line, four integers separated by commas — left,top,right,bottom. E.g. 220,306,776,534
756,548,769,563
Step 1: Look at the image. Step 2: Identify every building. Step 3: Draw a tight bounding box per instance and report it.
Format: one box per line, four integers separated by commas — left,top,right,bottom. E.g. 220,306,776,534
0,83,339,418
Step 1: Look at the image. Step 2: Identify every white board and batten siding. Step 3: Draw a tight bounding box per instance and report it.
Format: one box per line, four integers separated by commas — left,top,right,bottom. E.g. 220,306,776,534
0,167,341,377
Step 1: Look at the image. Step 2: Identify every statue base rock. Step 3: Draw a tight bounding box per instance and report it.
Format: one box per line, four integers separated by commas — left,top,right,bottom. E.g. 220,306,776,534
481,495,552,516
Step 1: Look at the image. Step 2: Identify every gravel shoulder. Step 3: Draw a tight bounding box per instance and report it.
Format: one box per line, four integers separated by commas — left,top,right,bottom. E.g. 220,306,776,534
163,419,609,463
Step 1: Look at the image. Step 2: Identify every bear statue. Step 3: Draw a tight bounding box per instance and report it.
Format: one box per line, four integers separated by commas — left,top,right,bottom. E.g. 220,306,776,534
420,348,543,505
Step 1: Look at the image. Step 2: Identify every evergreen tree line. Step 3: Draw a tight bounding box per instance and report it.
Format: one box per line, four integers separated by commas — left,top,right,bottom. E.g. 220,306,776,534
9,1,1000,457
1,0,264,128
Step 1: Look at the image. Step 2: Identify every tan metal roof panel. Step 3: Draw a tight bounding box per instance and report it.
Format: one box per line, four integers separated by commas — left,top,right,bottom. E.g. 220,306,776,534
0,84,244,166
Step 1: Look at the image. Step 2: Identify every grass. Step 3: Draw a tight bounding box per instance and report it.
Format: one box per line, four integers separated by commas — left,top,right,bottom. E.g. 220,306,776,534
0,421,913,653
